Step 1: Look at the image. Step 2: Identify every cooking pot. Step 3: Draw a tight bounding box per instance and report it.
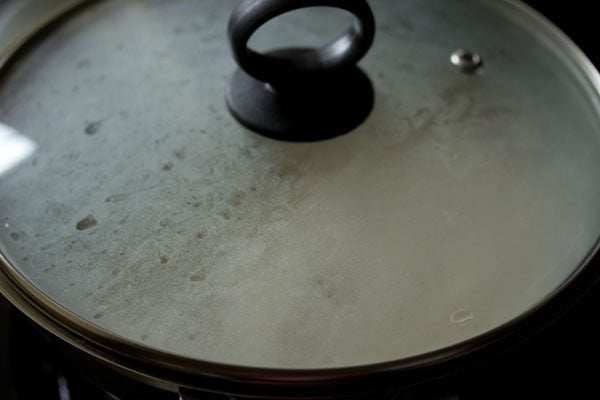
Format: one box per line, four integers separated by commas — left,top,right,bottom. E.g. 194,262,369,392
1,0,600,399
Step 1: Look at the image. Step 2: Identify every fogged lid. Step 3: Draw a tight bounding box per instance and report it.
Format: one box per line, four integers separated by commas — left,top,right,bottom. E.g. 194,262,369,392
0,0,599,369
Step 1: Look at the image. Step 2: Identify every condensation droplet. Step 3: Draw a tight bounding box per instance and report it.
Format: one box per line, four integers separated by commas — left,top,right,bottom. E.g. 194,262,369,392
85,120,102,135
450,309,474,325
190,272,206,282
76,215,97,231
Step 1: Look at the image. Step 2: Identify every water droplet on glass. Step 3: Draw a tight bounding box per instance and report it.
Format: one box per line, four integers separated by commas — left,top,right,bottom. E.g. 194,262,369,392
93,311,104,319
76,215,97,231
190,272,206,282
85,120,102,135
450,309,474,325
159,218,173,228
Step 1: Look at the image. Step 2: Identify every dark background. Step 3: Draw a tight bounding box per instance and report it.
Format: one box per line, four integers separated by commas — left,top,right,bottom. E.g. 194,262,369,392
523,0,598,65
1,1,599,399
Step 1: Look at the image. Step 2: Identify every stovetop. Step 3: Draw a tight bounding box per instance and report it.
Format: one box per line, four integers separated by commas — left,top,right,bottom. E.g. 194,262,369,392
1,1,599,399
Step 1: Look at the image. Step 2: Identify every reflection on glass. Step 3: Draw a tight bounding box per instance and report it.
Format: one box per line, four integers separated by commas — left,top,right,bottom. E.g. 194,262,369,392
0,121,36,176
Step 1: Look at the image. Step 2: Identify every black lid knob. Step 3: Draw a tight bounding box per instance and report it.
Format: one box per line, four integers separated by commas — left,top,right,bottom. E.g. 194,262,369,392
226,0,376,142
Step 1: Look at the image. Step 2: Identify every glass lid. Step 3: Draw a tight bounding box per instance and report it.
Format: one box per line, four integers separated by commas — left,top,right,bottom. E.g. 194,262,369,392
1,0,600,369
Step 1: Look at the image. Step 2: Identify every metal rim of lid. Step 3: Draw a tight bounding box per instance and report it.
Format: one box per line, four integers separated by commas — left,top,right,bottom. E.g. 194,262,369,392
0,0,600,397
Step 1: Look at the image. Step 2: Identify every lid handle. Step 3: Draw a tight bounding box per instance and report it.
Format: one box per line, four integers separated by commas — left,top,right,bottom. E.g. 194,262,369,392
226,0,376,142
